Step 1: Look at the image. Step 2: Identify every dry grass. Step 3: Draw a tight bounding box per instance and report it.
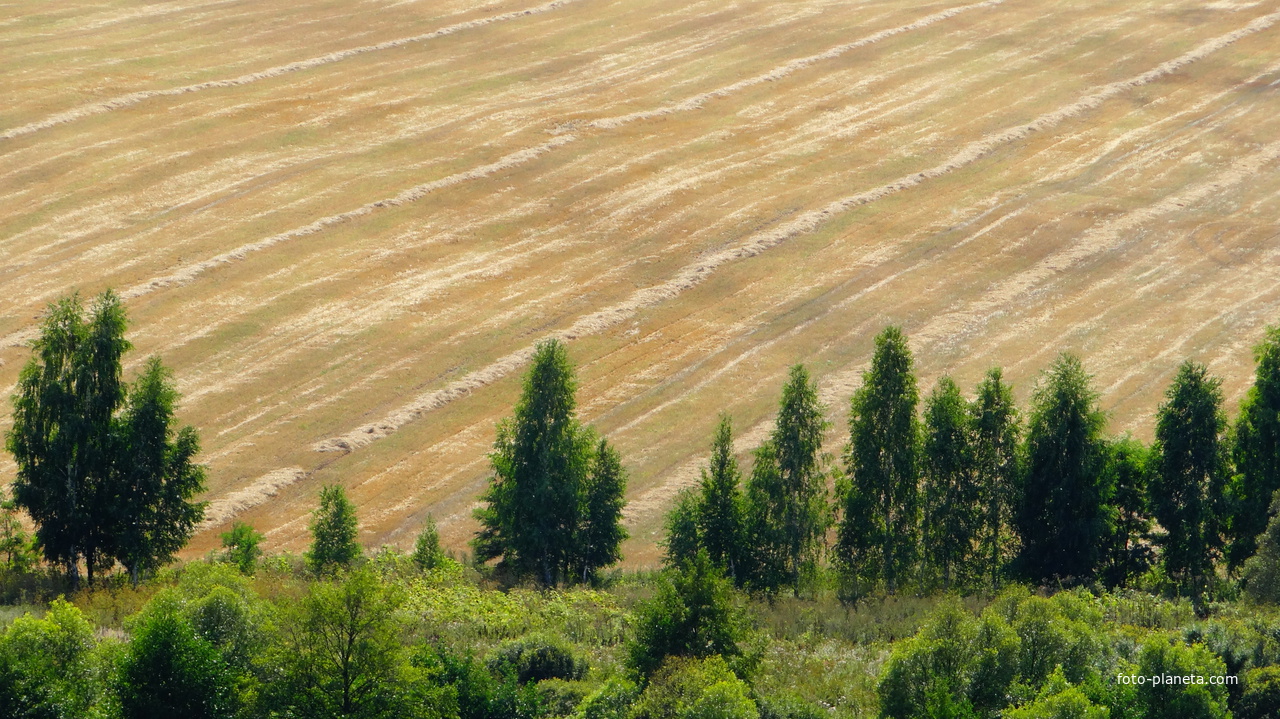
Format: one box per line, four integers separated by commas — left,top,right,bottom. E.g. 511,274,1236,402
2,0,1279,566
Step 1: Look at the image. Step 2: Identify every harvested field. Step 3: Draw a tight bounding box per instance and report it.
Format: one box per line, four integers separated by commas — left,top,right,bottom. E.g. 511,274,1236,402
2,0,1279,566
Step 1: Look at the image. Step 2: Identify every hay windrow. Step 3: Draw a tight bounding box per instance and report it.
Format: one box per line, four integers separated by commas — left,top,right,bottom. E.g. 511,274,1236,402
0,0,579,142
313,7,1279,459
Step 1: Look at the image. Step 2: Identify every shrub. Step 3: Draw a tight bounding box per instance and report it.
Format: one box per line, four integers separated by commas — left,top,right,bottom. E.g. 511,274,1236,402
119,604,235,719
627,552,753,680
414,516,446,572
1237,666,1280,719
418,643,545,719
490,634,587,683
1004,668,1106,719
0,598,98,718
220,522,264,575
537,678,590,717
572,676,638,719
1134,638,1230,719
630,656,758,719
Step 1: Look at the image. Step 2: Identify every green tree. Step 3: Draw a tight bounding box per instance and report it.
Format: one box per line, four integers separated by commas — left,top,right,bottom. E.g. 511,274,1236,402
412,515,444,572
307,485,362,575
697,415,746,581
7,291,129,587
0,486,39,574
1099,436,1153,588
220,521,265,575
473,339,592,585
971,368,1019,589
628,551,754,681
1150,361,1228,597
273,568,408,719
577,438,628,582
664,490,702,569
119,604,235,719
1016,353,1108,583
1228,325,1280,571
114,356,207,585
744,365,828,593
1242,490,1280,603
839,326,920,594
922,376,978,589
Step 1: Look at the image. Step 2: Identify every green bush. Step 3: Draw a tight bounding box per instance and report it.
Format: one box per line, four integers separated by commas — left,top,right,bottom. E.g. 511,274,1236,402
490,634,587,683
537,678,590,717
630,656,758,719
119,604,235,719
0,598,99,718
1004,669,1106,719
627,553,754,680
572,677,638,719
1237,666,1280,719
1134,638,1230,719
419,643,545,719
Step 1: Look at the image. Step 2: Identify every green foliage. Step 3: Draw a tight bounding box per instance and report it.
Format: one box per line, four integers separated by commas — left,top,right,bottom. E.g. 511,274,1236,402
1003,669,1107,719
840,326,920,595
413,516,444,572
1243,490,1280,604
418,643,544,719
630,656,758,719
1133,638,1230,719
307,484,362,575
754,364,830,591
578,438,629,582
7,291,130,587
270,567,410,719
1227,324,1280,571
6,291,205,589
971,368,1020,590
1237,666,1280,719
114,356,207,585
663,490,701,569
877,590,1111,719
697,415,747,582
573,677,638,719
220,521,264,576
628,552,754,681
1150,362,1228,598
489,633,587,683
119,602,235,719
0,487,38,574
1017,353,1108,583
922,376,979,590
1100,437,1154,588
473,340,626,586
0,598,99,719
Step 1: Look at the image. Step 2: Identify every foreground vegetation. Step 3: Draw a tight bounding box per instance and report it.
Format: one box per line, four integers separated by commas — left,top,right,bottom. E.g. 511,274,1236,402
5,550,1280,719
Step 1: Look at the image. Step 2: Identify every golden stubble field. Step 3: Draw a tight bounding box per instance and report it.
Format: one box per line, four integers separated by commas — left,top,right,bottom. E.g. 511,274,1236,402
2,0,1279,566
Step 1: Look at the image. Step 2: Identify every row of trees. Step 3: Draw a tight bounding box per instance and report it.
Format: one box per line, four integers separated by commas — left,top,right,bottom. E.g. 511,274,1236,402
667,325,1280,599
5,291,206,587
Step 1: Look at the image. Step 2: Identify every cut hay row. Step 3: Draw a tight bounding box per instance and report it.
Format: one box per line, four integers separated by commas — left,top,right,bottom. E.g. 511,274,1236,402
0,0,578,141
192,0,1269,539
312,6,1274,458
0,2,1010,353
588,0,1006,130
119,136,577,298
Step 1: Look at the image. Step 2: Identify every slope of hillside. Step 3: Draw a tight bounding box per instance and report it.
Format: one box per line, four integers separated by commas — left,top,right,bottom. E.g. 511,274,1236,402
2,0,1279,565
